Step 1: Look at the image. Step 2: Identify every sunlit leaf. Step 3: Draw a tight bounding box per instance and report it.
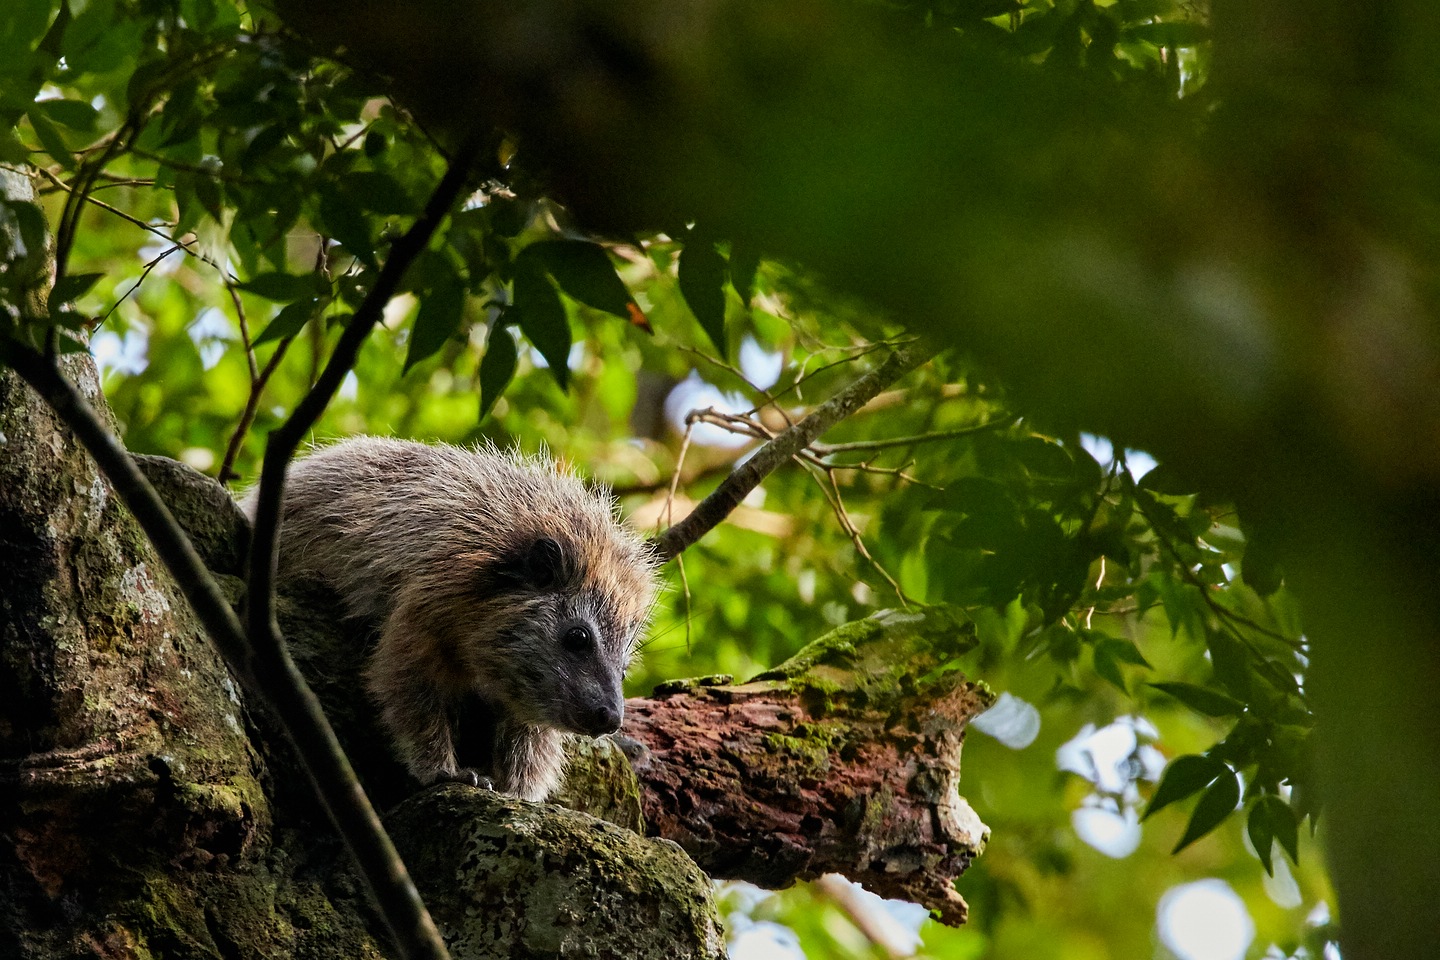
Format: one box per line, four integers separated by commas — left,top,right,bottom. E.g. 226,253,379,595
1143,754,1226,820
478,322,517,419
1149,682,1245,718
678,236,727,357
1173,769,1240,853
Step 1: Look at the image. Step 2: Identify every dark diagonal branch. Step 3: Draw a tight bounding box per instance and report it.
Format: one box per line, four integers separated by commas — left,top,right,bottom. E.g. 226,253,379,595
235,140,481,960
245,137,480,650
652,340,931,561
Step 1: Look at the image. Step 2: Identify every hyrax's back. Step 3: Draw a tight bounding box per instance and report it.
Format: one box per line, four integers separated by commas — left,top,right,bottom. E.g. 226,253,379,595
246,436,646,622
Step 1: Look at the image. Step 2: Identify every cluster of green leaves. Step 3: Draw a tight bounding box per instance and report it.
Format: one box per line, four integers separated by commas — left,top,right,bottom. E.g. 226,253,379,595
2,1,748,431
894,0,1208,93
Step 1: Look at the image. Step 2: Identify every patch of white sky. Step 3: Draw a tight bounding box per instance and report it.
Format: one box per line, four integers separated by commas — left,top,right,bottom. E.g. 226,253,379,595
721,879,928,960
663,335,781,448
91,327,149,377
188,306,232,370
1157,880,1255,960
1079,431,1158,480
1054,716,1166,859
970,691,1041,750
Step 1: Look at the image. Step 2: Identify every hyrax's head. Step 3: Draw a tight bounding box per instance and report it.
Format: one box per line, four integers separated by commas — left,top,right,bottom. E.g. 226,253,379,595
427,451,660,738
483,530,657,735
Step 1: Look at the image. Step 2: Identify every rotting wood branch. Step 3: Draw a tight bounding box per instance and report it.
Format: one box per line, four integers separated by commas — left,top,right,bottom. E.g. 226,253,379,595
609,607,992,925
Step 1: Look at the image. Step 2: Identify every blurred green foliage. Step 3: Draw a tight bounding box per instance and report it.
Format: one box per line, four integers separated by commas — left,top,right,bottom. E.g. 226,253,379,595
0,0,1339,957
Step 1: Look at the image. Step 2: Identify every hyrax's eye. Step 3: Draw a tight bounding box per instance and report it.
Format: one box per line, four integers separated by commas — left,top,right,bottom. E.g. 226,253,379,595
562,624,594,652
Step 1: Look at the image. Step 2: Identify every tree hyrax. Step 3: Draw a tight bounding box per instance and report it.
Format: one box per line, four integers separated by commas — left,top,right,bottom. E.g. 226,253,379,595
242,436,659,801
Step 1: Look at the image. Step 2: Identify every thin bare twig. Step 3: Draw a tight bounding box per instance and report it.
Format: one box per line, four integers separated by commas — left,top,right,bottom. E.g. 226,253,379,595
230,281,260,381
803,458,911,605
97,244,183,326
811,417,1017,456
653,341,931,561
27,165,227,274
217,335,294,486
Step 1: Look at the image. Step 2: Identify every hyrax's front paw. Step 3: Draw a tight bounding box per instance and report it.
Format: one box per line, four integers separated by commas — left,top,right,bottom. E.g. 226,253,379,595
431,768,495,790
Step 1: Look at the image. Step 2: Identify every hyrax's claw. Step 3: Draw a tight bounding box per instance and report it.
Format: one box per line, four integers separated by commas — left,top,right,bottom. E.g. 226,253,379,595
434,768,494,790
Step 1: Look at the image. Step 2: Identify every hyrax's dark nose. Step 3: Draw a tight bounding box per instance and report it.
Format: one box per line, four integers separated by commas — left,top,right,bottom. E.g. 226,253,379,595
584,703,623,736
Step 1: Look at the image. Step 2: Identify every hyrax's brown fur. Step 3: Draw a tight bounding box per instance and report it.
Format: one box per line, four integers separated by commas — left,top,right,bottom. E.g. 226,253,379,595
242,437,659,801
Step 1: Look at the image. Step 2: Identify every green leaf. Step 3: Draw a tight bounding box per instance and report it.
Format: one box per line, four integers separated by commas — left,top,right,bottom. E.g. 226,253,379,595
344,171,417,216
318,186,376,269
1173,769,1240,853
1206,630,1253,700
1149,682,1245,718
0,3,57,78
1092,643,1128,693
1255,794,1300,867
51,271,103,304
525,239,640,323
1144,754,1226,820
254,298,323,345
37,98,98,133
26,105,74,170
238,272,327,302
193,171,224,224
1242,531,1284,597
678,237,728,357
510,259,570,389
1247,798,1276,876
1124,22,1210,47
1097,636,1151,668
404,283,465,374
0,128,28,164
479,323,517,419
729,243,760,308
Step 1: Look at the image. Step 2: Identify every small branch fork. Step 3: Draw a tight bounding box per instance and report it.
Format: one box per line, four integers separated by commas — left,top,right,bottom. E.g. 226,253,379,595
652,342,1013,599
1,141,482,960
652,341,933,562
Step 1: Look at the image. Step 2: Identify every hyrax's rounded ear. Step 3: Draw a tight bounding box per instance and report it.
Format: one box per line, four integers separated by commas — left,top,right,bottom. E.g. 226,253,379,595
523,536,566,589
